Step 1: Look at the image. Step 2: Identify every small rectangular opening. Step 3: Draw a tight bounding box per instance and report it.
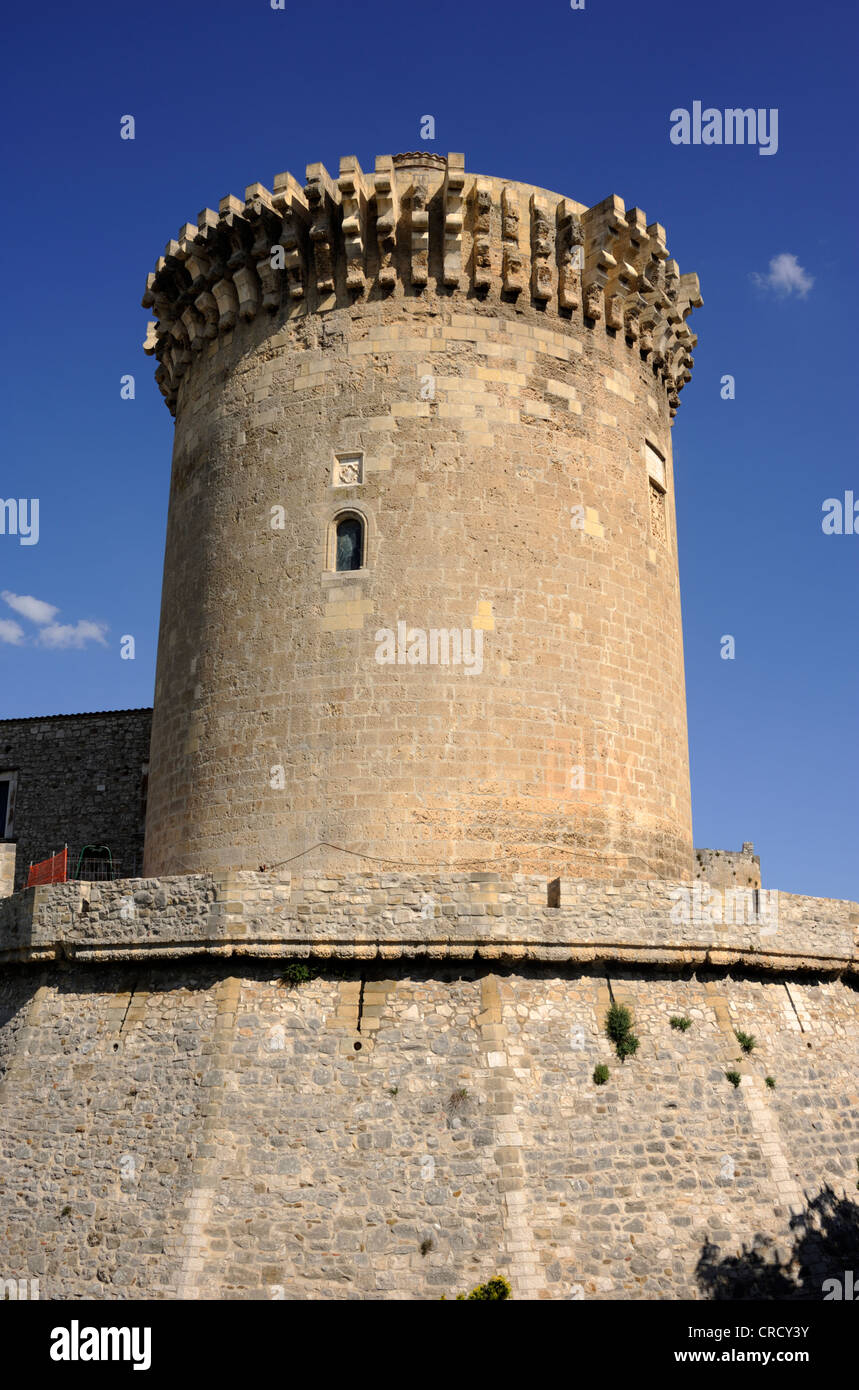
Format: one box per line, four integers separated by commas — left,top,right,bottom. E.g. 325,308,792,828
645,440,666,489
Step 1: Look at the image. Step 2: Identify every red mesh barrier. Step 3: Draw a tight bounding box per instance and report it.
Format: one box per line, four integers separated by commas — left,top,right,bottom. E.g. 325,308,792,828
26,848,68,887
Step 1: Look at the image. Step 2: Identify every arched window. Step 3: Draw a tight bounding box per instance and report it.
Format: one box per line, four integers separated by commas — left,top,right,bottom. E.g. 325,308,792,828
335,514,364,572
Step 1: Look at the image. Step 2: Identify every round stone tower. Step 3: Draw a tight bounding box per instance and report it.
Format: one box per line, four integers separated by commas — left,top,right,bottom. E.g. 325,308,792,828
141,150,702,880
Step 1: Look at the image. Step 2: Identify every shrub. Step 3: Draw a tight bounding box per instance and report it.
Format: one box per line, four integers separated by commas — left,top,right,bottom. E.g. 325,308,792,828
765,1076,776,1089
605,1003,640,1061
726,1070,742,1088
670,1016,691,1031
452,1276,512,1300
593,1063,610,1086
280,963,311,987
735,1030,756,1054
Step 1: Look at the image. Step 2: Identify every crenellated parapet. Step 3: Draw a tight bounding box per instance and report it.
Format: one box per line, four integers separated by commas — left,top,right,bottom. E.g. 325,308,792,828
142,151,701,417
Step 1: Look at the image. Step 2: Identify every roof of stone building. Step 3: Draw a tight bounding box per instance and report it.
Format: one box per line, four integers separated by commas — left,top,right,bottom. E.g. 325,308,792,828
0,708,153,724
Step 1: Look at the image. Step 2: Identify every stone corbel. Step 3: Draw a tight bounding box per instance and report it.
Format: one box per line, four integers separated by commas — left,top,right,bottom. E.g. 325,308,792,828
338,156,369,293
556,199,583,311
193,290,219,338
272,172,310,302
442,153,465,287
409,179,430,286
472,179,492,291
232,264,260,321
530,194,553,302
211,277,239,331
374,155,399,288
244,183,285,312
582,194,625,323
218,195,252,276
304,162,341,296
501,185,526,295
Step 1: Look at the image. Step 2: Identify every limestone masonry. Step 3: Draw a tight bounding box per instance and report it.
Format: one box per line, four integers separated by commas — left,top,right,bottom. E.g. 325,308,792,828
141,151,701,881
0,151,855,1302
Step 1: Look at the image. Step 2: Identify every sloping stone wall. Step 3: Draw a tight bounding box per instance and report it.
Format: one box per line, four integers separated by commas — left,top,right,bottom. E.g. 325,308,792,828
0,957,856,1300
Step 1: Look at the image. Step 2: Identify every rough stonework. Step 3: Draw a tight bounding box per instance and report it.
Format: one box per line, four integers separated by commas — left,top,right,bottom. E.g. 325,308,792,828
0,710,152,890
141,151,701,882
1,871,856,977
0,844,15,899
0,868,857,1300
0,149,855,1304
695,844,761,890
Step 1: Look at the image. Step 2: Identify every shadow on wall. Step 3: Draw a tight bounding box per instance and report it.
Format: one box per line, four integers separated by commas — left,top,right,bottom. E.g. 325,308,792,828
0,977,43,1086
697,1185,859,1300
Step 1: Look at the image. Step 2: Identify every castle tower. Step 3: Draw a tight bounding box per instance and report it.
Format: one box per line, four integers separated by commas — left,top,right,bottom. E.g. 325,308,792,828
142,151,702,880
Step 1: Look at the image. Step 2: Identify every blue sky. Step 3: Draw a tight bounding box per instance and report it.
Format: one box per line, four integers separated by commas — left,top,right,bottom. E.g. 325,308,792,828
1,0,856,899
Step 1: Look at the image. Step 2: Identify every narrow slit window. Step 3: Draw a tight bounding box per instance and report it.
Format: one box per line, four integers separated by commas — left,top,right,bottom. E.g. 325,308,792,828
645,441,666,490
645,441,668,549
0,772,17,838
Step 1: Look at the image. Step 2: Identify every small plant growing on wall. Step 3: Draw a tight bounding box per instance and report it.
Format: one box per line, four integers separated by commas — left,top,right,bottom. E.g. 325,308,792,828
593,1063,610,1086
670,1016,691,1031
446,1087,468,1115
735,1030,756,1054
420,1237,434,1257
280,963,311,987
765,1076,776,1089
605,1003,639,1061
725,1070,742,1088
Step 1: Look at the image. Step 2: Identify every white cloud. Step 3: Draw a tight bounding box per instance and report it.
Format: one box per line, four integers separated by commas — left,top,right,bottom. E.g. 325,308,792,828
0,618,26,645
37,620,109,650
1,590,59,624
1,591,108,650
751,253,814,298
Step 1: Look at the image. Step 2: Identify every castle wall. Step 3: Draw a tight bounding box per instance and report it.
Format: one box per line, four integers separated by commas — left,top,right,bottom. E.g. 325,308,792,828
695,844,761,890
1,955,856,1300
2,870,855,971
6,149,848,1305
0,711,152,890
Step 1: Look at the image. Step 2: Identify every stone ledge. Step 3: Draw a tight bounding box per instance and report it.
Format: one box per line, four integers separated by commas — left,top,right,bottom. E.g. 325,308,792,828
6,940,852,976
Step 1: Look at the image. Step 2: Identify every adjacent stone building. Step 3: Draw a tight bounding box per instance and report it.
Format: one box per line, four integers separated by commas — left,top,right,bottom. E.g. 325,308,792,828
0,709,151,890
0,150,855,1302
